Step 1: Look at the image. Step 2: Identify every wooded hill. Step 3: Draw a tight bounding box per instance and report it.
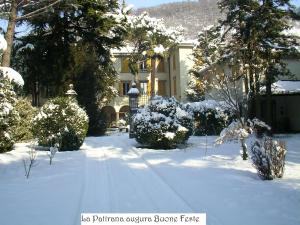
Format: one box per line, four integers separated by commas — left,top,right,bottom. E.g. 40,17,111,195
134,0,222,39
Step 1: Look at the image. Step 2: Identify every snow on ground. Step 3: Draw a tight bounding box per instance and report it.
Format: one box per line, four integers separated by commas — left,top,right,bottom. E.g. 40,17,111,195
0,134,299,225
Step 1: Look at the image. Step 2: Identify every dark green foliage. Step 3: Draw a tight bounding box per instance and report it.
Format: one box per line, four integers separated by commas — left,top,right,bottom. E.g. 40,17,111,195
13,98,37,142
184,101,235,136
133,96,193,149
68,44,116,135
60,128,82,151
14,0,126,111
32,97,88,151
193,109,233,136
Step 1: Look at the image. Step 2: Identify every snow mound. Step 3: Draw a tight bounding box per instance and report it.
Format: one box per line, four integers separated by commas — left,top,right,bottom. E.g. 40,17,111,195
0,67,24,86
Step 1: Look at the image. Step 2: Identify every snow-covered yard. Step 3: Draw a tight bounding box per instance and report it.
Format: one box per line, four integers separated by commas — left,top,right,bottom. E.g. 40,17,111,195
0,134,299,225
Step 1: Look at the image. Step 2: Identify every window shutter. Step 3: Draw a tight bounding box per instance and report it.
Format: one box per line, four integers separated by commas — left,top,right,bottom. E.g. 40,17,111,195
146,58,151,71
121,58,130,73
119,82,123,96
157,59,165,73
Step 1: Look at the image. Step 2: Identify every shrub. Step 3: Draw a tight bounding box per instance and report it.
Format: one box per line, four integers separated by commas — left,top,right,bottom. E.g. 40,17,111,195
185,100,234,136
216,118,271,160
133,96,193,149
13,98,37,142
32,97,89,151
0,77,19,152
250,136,287,180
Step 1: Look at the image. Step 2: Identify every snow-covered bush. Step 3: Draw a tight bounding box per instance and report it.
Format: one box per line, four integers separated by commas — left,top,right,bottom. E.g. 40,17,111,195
13,98,37,142
185,100,234,136
216,118,271,160
0,77,20,152
250,137,286,180
133,96,193,149
32,97,89,151
0,35,24,153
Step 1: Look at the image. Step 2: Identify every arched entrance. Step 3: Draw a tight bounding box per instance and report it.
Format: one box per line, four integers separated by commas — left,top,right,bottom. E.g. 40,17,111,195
101,106,116,127
119,105,130,120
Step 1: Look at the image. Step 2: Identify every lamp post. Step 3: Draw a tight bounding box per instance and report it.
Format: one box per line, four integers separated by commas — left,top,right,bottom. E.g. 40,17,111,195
65,84,77,100
128,82,140,138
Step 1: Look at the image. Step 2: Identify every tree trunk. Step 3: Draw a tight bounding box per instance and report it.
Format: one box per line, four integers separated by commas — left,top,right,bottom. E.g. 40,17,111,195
150,56,157,98
265,68,273,132
1,0,17,67
240,138,248,160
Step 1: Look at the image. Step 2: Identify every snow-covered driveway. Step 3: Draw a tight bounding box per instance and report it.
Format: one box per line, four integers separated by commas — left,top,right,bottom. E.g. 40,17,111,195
79,137,192,214
0,133,300,225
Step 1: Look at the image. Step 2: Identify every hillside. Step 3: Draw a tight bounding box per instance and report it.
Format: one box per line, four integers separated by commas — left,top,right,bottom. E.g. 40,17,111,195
134,0,222,39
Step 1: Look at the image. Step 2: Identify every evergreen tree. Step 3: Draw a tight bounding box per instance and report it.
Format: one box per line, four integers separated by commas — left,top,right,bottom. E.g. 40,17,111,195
0,0,64,67
126,12,183,96
14,0,127,134
190,0,299,129
68,43,118,135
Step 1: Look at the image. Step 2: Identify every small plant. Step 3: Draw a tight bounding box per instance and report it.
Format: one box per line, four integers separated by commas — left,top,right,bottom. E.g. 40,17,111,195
48,146,58,165
23,143,38,179
250,137,287,180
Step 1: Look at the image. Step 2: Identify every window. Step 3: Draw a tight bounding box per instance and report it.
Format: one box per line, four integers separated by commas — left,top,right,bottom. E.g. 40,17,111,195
140,81,148,95
139,60,148,72
119,81,130,96
121,57,130,73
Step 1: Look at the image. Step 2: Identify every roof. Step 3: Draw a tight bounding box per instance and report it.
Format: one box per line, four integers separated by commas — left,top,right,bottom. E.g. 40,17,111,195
261,80,300,95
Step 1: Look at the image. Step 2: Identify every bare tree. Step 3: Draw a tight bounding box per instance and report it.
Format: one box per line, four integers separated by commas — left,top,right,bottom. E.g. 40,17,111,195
0,0,63,66
23,143,38,179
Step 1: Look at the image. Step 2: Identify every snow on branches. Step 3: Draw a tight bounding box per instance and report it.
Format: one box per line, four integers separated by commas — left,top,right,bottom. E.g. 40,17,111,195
0,35,7,51
0,67,24,86
216,118,270,160
126,11,184,56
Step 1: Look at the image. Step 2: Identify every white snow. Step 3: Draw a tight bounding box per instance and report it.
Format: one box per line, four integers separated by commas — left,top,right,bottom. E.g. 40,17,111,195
153,44,165,55
0,34,7,51
0,67,24,86
0,134,300,225
261,80,300,94
127,87,140,94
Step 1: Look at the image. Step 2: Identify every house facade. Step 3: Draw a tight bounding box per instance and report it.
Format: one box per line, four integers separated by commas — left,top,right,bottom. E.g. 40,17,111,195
101,42,194,126
102,41,300,133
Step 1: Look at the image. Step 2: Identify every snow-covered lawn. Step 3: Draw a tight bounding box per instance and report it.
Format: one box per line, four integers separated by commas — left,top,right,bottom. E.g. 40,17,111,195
0,134,299,225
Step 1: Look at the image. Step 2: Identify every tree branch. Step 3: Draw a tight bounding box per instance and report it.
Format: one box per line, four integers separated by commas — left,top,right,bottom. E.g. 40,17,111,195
17,0,63,21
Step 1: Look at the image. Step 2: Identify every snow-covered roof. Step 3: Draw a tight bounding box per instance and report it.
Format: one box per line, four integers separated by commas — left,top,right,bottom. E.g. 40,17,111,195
261,80,300,95
127,87,139,95
111,46,135,54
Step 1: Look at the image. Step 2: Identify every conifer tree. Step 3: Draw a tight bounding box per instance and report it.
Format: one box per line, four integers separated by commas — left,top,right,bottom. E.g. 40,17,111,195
190,0,299,128
14,0,127,135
